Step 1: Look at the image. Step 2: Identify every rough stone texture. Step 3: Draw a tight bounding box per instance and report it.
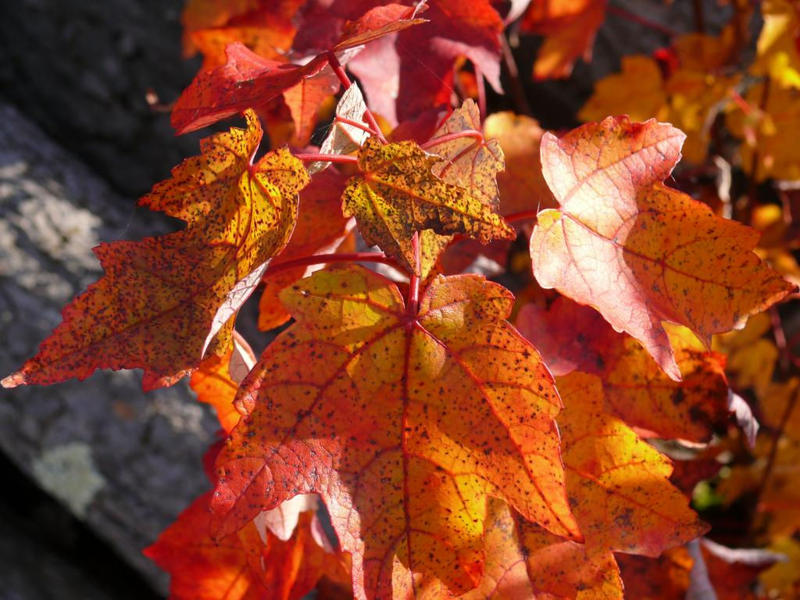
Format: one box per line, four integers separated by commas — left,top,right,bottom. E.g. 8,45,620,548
0,0,201,197
0,101,219,594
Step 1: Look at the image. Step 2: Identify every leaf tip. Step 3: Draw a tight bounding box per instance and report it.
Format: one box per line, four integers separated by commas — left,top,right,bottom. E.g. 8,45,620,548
1,372,25,389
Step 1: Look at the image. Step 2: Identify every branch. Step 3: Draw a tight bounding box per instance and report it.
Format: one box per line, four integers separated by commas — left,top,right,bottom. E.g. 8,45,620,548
265,252,403,276
292,152,359,164
327,52,388,144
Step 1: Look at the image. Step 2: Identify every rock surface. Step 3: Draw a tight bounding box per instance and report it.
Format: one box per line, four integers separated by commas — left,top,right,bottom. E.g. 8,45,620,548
0,101,218,595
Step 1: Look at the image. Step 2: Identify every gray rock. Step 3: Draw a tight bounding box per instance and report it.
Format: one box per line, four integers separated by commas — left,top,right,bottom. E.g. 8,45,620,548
0,101,219,594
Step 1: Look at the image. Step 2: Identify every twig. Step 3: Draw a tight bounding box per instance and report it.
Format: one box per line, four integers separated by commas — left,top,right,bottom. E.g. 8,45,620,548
607,4,677,37
500,34,532,116
265,252,402,276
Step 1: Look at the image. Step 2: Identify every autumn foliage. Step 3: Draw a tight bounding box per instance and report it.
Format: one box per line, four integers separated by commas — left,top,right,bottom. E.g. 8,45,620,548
6,0,800,598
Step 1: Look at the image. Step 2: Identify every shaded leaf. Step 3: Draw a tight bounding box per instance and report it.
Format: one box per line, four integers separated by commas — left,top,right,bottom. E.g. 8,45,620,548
698,537,785,600
283,67,341,146
752,0,800,89
520,0,606,79
517,297,732,443
530,117,795,380
759,536,800,598
188,5,299,68
579,56,668,125
3,111,306,390
458,499,622,599
728,83,800,181
392,0,504,121
617,547,693,600
213,265,579,598
145,491,347,600
342,137,513,274
190,332,256,433
557,372,707,556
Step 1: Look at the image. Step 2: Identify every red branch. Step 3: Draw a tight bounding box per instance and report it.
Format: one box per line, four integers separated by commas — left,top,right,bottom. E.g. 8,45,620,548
504,209,540,225
407,232,421,315
607,5,677,37
475,64,486,121
293,152,359,164
265,252,403,276
327,52,388,144
335,115,380,137
421,129,484,150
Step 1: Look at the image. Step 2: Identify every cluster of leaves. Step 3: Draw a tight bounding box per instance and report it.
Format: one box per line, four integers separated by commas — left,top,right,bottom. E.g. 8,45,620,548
5,0,800,598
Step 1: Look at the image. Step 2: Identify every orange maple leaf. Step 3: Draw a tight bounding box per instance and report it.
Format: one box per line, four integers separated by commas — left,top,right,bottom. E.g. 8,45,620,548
188,4,299,68
454,499,622,599
530,116,796,380
145,491,348,600
556,372,708,556
2,110,307,390
212,264,579,598
520,0,607,79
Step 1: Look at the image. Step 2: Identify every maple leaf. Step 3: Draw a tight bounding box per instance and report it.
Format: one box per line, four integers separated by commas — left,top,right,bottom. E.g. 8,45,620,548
520,0,607,79
529,116,796,380
728,83,800,181
190,331,256,434
580,30,741,164
180,0,266,56
145,491,347,600
283,68,342,146
342,136,513,275
447,499,621,599
517,297,732,443
752,0,800,89
173,4,427,135
212,265,579,598
188,5,300,68
578,55,669,124
714,312,778,395
556,372,707,556
617,547,693,599
172,43,331,135
391,0,504,121
2,111,307,390
697,538,785,600
414,99,510,278
759,536,800,597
